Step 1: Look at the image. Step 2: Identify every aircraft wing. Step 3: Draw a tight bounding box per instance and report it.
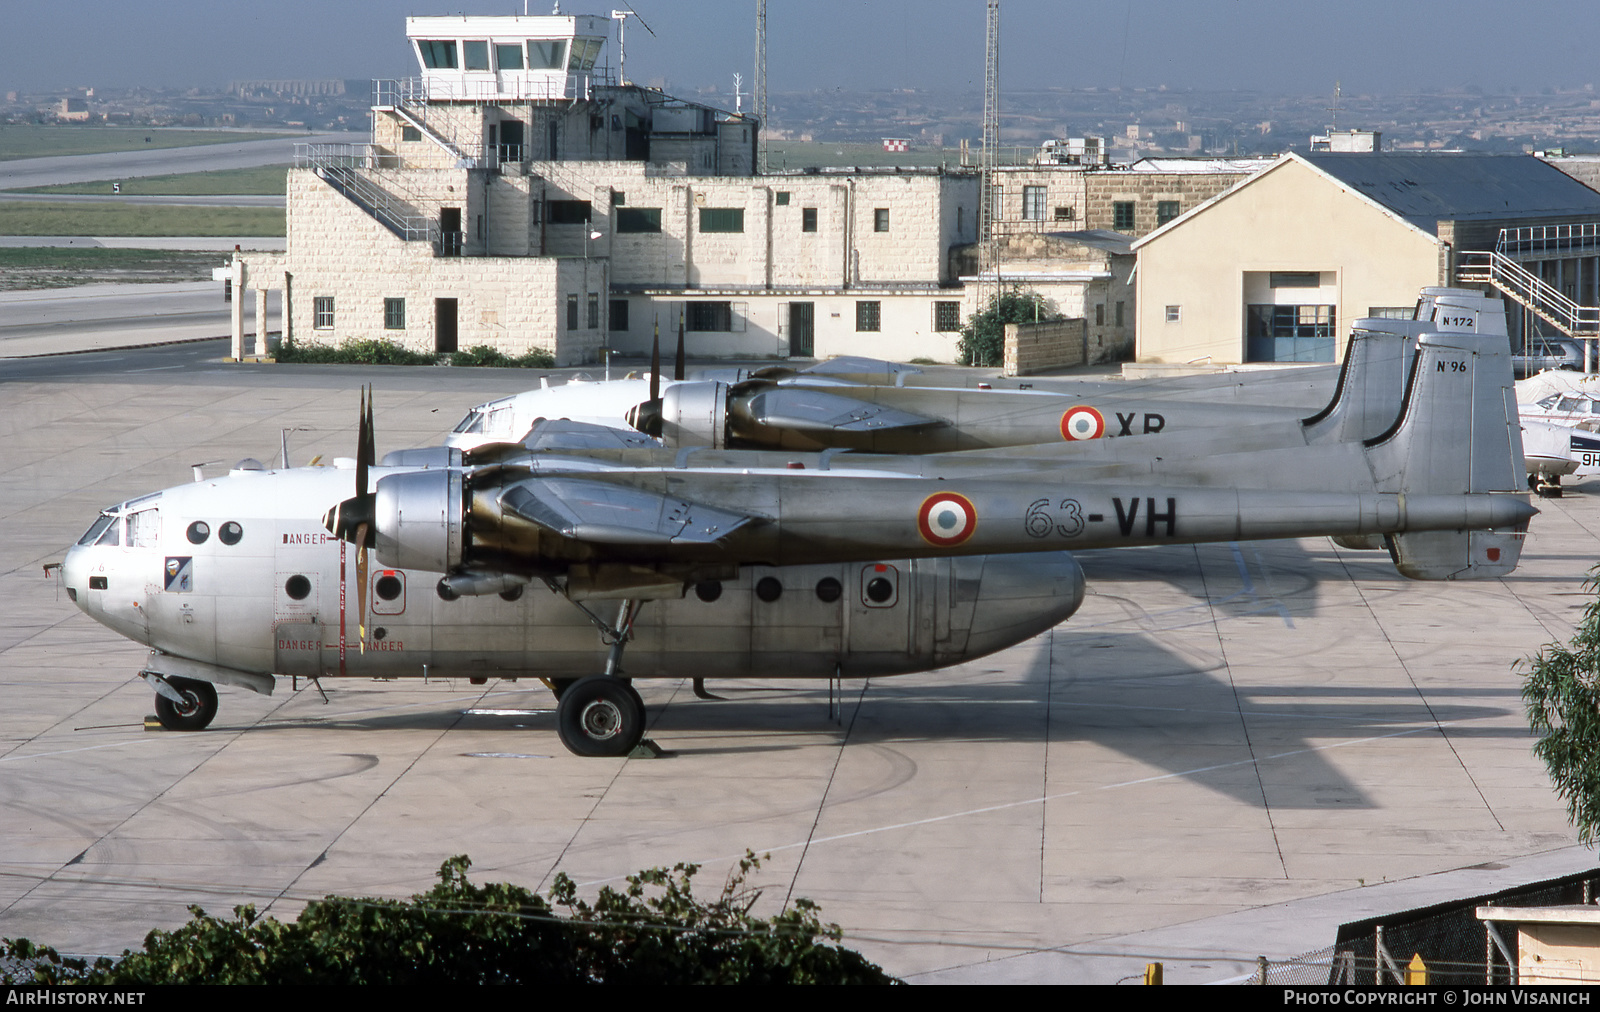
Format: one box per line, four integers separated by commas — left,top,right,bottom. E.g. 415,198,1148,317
499,476,757,545
742,387,945,433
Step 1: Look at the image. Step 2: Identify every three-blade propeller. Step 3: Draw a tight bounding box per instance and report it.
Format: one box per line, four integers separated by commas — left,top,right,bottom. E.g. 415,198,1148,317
322,387,377,650
624,312,686,438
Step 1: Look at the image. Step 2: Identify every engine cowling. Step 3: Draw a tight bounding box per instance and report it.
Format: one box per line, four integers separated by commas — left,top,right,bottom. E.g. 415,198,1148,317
373,468,464,572
658,381,730,448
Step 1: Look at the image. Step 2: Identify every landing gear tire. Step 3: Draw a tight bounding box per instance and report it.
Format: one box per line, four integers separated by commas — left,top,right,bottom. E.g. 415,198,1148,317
556,675,644,757
153,676,218,731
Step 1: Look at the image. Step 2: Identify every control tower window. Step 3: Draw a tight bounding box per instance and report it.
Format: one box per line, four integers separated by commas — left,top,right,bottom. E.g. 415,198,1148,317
495,44,523,70
568,38,602,72
417,40,457,69
528,39,567,70
463,41,490,71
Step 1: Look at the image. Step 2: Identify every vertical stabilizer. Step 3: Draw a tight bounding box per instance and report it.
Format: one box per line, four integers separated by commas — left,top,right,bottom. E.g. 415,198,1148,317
1364,330,1528,579
1302,319,1418,444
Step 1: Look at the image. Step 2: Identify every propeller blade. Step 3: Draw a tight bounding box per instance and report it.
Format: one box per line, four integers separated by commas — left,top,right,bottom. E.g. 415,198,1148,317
675,310,686,381
650,320,661,404
322,388,379,543
355,521,370,653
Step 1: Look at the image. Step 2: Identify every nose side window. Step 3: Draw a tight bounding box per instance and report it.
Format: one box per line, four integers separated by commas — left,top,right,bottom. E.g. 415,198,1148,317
127,509,160,548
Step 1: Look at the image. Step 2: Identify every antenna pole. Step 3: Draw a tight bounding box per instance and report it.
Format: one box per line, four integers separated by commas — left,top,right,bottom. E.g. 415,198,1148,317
755,0,768,173
978,1,1001,328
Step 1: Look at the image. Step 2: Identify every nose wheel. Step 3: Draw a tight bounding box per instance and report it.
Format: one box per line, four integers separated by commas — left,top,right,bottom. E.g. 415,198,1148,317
150,675,218,731
556,675,645,757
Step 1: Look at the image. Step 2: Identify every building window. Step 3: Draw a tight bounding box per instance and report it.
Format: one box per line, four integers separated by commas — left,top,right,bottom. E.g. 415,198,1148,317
609,299,630,332
1115,301,1125,327
1157,200,1181,226
698,208,744,233
1113,202,1136,231
1367,306,1413,320
611,190,626,206
384,298,405,330
1095,304,1105,326
313,296,334,329
463,40,490,71
494,43,523,70
856,301,881,332
401,125,421,143
1054,205,1075,221
1022,186,1047,221
587,293,599,330
1269,271,1322,288
874,208,890,232
933,301,962,332
802,207,817,232
687,302,733,331
1165,305,1180,323
1247,304,1337,363
566,294,579,331
616,208,661,233
775,191,790,206
548,200,592,224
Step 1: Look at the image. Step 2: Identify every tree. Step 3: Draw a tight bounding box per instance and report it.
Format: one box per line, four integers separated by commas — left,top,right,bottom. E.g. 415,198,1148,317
2,854,896,985
958,287,1055,367
1523,567,1600,845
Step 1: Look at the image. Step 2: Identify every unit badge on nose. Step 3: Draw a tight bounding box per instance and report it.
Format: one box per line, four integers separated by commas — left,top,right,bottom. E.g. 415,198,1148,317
918,492,977,547
164,556,193,593
1060,406,1105,441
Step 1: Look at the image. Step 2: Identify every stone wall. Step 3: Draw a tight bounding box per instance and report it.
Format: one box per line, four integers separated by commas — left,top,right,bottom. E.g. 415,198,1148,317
1004,318,1087,375
1083,170,1249,235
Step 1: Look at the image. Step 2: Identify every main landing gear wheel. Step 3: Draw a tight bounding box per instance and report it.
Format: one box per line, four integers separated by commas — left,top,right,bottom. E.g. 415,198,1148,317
153,676,218,732
556,676,644,757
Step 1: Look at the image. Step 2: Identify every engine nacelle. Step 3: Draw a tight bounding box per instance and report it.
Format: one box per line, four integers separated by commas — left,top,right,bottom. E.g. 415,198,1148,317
659,381,729,448
373,468,464,573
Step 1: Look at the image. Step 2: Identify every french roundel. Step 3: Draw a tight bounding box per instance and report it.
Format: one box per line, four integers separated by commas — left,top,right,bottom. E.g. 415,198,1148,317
918,492,978,547
1060,406,1106,441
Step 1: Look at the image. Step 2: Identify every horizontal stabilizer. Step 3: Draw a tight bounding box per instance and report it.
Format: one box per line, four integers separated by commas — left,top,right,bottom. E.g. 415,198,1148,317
742,387,944,433
500,477,755,545
1388,528,1526,580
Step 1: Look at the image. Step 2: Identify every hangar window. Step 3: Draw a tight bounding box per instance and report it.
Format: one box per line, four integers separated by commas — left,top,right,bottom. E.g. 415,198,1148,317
1165,305,1181,323
610,299,630,332
1269,271,1321,288
616,208,661,232
698,208,744,233
548,200,592,224
687,302,733,332
1247,304,1336,363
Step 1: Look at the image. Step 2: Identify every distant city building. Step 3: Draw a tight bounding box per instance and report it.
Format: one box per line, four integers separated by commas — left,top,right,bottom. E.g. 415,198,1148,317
57,98,88,122
1310,128,1382,152
882,137,910,152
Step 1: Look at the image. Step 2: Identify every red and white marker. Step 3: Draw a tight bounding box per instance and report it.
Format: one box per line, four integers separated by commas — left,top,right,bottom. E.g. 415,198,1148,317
918,492,978,547
1060,406,1106,441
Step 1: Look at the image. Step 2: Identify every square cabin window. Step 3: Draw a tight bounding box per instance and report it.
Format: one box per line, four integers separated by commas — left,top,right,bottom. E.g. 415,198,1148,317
802,207,818,232
874,208,890,232
856,301,881,332
313,296,334,330
775,191,790,206
384,298,405,330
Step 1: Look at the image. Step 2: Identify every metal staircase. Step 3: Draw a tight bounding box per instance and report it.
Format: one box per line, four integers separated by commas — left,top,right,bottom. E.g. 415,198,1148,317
1458,225,1600,338
294,144,440,246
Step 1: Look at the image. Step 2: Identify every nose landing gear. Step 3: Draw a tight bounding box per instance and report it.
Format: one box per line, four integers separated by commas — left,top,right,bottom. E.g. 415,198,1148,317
146,674,218,731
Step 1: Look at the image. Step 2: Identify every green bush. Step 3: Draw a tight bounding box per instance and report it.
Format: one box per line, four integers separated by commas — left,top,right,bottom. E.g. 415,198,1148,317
450,345,556,369
1,854,896,985
958,287,1057,367
273,337,438,366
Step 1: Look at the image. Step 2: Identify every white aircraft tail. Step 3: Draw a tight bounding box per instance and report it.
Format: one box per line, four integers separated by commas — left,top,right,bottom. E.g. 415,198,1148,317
1363,329,1528,579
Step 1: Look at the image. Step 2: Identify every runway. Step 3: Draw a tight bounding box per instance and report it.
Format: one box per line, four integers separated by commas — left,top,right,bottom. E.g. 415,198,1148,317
0,347,1590,983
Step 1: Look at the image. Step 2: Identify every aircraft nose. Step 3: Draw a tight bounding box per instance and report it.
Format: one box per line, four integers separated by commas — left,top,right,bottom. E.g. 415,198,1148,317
61,543,90,611
964,551,1085,658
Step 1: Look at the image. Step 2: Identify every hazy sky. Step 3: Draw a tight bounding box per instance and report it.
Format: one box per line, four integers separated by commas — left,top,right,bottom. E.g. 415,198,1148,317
8,1,1600,97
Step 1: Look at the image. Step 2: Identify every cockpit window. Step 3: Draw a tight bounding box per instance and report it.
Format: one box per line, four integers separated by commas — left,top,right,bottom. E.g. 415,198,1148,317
127,509,160,548
453,410,486,434
95,518,121,547
78,514,114,546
